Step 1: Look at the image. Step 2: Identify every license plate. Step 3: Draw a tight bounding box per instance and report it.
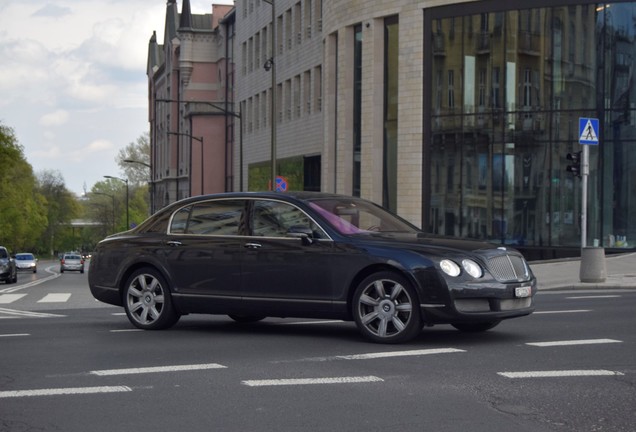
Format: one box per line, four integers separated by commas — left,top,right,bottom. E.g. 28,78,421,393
515,286,531,298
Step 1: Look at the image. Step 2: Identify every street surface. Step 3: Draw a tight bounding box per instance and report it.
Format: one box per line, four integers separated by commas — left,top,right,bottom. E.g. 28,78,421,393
1,261,635,432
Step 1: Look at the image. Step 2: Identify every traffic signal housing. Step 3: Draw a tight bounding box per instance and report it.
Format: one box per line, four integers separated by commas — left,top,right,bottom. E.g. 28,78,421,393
566,151,582,177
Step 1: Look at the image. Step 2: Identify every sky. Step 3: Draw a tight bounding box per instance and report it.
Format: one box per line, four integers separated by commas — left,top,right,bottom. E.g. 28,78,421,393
0,0,232,196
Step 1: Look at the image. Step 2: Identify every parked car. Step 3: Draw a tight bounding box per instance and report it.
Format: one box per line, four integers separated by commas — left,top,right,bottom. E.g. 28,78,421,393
0,246,17,284
89,192,537,343
60,253,84,274
15,253,38,273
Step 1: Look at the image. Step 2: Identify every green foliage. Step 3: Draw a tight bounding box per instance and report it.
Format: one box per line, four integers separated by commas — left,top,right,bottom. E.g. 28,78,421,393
248,156,304,191
0,124,48,252
35,169,81,255
117,132,151,185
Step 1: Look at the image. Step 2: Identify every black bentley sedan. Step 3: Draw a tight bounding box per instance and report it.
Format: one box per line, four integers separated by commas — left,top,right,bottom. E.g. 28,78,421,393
88,192,536,343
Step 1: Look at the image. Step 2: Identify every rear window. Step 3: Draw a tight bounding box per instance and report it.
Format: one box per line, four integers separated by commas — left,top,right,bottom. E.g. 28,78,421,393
65,254,82,260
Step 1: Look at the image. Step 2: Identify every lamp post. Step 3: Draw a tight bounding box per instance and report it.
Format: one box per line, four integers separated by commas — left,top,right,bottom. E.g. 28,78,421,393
90,192,115,234
123,159,154,214
157,98,242,192
103,175,129,230
191,101,243,192
263,0,277,191
167,132,204,196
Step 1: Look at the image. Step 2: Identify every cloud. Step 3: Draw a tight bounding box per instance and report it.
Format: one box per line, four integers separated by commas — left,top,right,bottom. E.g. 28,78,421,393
39,110,69,127
86,139,113,153
32,3,71,18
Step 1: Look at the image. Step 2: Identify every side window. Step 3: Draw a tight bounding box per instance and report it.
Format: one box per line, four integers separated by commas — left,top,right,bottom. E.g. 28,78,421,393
186,200,245,235
170,206,191,234
251,200,326,238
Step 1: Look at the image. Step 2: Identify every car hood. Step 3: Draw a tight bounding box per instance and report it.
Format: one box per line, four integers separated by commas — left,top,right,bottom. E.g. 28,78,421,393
349,232,514,256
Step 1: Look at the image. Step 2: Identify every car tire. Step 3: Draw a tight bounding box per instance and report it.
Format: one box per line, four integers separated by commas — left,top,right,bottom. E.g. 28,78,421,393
123,268,180,330
228,314,266,323
352,271,422,344
451,321,501,332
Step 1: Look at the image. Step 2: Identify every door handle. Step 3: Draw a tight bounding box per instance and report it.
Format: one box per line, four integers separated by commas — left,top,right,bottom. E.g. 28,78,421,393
244,242,262,250
166,240,182,247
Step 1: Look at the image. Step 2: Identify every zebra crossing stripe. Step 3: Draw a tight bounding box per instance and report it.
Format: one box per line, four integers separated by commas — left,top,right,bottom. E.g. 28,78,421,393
38,293,72,303
0,294,27,304
0,308,65,318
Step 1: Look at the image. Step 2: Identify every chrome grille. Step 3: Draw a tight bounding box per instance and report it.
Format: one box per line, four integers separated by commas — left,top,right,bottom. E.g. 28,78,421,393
487,254,530,282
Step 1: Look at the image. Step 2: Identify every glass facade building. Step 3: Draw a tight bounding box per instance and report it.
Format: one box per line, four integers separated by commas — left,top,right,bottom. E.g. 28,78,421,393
423,1,636,255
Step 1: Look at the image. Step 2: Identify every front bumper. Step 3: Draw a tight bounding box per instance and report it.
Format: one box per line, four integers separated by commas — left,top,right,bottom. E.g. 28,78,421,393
419,275,537,325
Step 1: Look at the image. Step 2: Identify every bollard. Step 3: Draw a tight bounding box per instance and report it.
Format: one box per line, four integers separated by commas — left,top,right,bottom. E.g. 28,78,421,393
579,247,607,283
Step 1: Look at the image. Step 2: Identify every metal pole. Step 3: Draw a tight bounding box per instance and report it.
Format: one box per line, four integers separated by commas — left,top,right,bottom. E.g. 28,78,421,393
268,0,277,190
581,145,589,248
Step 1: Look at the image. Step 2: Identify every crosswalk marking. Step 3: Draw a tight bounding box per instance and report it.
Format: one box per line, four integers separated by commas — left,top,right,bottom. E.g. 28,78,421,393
498,370,623,379
38,293,72,303
527,339,621,347
0,294,27,304
0,293,71,304
0,308,65,318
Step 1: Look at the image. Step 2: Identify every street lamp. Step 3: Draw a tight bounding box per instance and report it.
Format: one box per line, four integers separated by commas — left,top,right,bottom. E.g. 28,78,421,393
167,131,204,196
124,159,154,214
188,101,243,192
103,175,129,230
263,0,277,191
89,192,116,234
157,98,242,192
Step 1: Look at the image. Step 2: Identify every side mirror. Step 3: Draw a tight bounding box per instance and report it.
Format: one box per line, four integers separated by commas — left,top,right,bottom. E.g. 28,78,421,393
287,226,314,245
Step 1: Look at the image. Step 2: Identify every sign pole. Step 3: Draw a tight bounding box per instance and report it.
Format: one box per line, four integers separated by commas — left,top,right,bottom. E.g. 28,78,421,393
581,145,589,248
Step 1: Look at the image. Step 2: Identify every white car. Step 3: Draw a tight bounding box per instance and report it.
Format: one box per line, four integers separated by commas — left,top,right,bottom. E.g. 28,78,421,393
60,253,85,274
15,253,37,273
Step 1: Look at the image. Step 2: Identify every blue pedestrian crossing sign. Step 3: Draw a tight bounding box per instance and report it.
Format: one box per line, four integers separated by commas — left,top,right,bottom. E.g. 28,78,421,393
579,118,599,145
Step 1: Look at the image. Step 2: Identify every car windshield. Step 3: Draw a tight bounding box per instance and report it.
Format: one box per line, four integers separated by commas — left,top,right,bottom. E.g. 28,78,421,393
307,198,419,235
16,254,34,260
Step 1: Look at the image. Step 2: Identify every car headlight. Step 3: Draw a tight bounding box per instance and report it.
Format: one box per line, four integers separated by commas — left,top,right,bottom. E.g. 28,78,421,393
440,259,461,277
462,259,483,278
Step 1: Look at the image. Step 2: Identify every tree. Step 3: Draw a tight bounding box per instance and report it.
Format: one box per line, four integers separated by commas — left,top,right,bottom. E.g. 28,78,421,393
36,170,81,255
0,124,48,252
117,132,150,185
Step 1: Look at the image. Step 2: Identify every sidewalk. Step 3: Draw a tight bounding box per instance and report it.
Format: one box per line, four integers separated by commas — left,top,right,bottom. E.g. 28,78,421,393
530,252,636,290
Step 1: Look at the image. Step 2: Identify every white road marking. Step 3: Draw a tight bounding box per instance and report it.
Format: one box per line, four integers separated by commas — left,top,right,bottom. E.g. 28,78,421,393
38,293,71,303
0,308,65,318
281,348,466,363
90,363,227,376
498,370,624,379
0,386,132,399
0,294,27,304
110,329,143,333
567,295,621,299
0,333,30,337
0,268,61,293
336,348,465,360
527,338,621,347
242,376,384,387
534,310,591,314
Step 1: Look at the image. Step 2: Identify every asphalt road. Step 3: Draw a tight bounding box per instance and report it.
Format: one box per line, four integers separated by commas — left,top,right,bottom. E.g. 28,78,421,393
1,262,634,432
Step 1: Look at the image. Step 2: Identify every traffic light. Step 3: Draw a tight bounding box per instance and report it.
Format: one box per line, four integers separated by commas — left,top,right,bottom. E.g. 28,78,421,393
566,151,582,177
